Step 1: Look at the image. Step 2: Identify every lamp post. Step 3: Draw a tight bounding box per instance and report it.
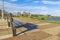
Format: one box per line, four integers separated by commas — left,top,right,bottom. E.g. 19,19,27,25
2,0,4,19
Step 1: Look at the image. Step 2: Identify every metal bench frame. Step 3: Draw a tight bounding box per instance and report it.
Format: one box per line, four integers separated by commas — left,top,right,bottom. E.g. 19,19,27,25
7,13,16,36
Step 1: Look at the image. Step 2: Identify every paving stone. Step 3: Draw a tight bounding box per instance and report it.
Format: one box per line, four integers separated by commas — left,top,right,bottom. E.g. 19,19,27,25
42,36,60,40
42,26,60,35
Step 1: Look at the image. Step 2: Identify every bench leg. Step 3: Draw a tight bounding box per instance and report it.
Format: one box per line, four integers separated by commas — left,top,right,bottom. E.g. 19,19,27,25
11,22,16,36
12,28,16,36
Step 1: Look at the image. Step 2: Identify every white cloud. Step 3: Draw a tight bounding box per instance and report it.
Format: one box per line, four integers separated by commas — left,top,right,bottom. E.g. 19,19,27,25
25,0,31,1
42,1,60,5
0,1,60,16
10,0,17,2
0,1,47,12
34,1,40,3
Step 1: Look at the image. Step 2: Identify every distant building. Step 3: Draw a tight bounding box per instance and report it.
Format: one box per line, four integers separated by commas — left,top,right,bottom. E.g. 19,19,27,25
12,12,21,16
22,12,31,16
17,12,21,16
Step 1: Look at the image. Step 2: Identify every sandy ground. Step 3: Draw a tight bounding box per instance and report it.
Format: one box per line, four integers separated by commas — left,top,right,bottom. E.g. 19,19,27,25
0,19,8,29
0,18,60,40
2,24,60,40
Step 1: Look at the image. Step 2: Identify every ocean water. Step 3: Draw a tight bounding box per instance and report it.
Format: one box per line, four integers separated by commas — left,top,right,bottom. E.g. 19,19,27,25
45,18,60,21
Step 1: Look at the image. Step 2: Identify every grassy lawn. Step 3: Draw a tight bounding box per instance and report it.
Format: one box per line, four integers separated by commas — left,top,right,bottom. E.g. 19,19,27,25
13,16,60,24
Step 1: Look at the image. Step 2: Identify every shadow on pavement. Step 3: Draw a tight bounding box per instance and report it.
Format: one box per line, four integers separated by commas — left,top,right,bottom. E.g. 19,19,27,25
16,23,38,36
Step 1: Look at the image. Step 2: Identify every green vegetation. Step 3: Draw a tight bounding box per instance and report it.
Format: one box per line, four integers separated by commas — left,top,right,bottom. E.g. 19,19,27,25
13,14,60,24
30,14,47,20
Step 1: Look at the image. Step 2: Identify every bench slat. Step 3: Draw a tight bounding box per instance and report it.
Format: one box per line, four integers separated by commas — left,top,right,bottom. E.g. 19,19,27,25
13,20,26,27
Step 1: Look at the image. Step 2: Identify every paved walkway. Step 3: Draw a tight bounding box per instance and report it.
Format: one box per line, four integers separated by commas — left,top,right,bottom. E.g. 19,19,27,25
2,23,60,40
0,34,12,40
1,18,60,40
0,19,9,29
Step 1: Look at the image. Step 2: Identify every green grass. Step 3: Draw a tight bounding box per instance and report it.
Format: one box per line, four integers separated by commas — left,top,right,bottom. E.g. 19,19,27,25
14,16,60,24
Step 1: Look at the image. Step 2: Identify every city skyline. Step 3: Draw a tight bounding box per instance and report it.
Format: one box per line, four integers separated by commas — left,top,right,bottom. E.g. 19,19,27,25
0,0,60,16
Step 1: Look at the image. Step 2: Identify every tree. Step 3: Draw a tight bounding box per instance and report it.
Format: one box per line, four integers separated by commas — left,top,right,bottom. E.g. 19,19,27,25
47,14,51,17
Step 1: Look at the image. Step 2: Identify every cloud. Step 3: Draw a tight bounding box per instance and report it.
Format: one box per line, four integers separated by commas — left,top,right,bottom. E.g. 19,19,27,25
26,0,31,1
42,1,60,5
0,0,60,16
34,1,40,3
10,0,17,2
0,1,47,12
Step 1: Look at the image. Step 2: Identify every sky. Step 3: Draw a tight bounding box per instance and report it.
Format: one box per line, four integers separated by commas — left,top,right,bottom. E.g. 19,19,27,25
0,0,60,16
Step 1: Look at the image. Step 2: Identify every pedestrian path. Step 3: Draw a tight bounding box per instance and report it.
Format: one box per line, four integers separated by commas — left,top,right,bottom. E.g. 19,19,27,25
0,19,9,29
2,23,60,40
0,34,12,40
1,19,60,40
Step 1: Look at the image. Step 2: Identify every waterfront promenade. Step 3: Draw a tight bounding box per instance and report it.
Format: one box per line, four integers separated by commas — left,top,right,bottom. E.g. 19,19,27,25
0,18,60,40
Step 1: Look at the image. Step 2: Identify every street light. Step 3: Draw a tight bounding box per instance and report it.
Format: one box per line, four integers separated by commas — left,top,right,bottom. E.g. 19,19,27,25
2,0,4,19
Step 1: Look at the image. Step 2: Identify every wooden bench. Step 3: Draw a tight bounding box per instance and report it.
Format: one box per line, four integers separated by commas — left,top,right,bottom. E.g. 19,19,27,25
7,13,37,36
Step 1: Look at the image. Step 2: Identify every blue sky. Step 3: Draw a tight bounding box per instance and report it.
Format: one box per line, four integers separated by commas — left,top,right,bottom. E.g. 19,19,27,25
0,0,60,16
